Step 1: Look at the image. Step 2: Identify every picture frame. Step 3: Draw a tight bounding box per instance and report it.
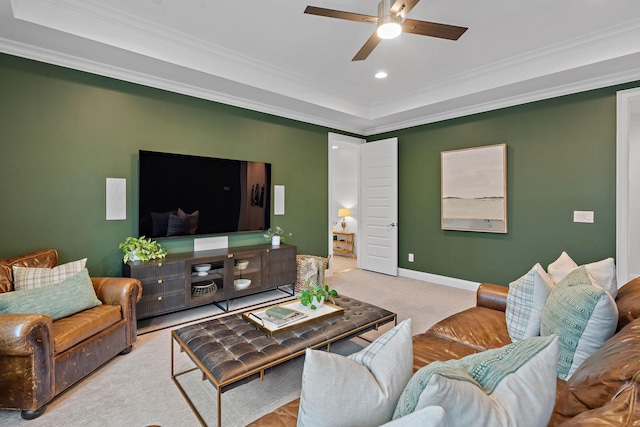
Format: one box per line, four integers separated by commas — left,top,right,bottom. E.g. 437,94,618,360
441,143,507,233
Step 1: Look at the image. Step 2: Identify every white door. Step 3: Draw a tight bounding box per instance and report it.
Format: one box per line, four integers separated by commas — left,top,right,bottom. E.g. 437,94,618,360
359,138,398,276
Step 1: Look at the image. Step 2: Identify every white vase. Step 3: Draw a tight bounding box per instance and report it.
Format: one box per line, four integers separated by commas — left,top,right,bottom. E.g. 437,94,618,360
271,236,281,246
129,250,141,261
311,296,325,309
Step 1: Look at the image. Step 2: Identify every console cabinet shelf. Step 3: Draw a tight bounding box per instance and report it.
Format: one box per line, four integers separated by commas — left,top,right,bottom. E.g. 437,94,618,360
124,244,296,320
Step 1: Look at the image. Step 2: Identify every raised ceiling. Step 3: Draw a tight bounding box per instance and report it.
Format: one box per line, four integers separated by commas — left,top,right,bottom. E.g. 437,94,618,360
2,0,640,135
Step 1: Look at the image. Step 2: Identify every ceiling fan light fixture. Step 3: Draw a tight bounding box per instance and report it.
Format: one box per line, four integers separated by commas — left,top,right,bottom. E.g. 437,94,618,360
376,0,402,39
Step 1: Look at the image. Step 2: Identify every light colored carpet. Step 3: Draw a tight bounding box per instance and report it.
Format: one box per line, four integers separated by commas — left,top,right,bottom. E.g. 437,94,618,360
0,257,475,427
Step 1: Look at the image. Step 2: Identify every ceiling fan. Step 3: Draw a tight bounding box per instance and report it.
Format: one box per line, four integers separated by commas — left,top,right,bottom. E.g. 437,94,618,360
304,0,468,61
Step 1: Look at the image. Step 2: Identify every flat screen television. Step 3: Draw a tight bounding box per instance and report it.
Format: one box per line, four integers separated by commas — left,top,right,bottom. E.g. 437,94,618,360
138,150,271,238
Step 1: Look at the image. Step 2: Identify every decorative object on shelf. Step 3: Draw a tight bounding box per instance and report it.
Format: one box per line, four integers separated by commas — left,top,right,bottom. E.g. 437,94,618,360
235,259,249,270
338,208,351,231
191,281,217,297
234,278,252,290
299,282,338,310
118,236,168,263
194,263,211,276
263,226,292,246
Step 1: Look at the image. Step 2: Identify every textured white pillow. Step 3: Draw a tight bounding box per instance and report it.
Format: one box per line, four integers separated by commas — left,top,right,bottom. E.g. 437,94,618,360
506,263,555,341
394,335,558,427
541,266,618,379
297,319,413,427
381,406,448,427
13,258,88,291
547,252,617,298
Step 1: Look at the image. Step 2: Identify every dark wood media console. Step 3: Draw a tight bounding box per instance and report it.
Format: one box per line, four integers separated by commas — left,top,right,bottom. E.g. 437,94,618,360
123,244,296,320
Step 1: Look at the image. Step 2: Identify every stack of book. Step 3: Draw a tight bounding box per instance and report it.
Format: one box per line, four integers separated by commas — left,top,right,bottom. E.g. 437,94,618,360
255,306,307,328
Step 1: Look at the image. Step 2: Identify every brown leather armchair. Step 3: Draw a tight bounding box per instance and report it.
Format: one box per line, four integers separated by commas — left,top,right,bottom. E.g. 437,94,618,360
0,249,142,420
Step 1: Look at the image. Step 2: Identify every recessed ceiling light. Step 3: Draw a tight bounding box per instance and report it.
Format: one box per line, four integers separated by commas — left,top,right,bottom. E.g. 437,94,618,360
332,145,339,149
375,71,388,79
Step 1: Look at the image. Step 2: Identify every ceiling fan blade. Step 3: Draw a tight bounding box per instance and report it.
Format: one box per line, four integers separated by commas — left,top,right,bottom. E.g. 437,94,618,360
352,32,383,61
390,0,421,20
402,19,468,40
304,6,377,24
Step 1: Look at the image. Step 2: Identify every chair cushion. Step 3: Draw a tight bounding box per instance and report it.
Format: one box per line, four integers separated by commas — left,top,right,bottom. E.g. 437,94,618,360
0,269,102,320
52,304,122,353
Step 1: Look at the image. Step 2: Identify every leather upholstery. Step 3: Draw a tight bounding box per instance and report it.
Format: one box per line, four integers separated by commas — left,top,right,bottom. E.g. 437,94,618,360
249,278,640,427
174,295,394,384
0,249,58,293
0,249,142,416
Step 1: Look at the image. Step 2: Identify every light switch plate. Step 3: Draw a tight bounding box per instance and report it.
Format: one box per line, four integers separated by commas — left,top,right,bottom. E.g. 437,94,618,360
573,211,594,223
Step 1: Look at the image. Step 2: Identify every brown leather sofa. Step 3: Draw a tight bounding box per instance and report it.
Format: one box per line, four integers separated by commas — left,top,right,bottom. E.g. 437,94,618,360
0,249,142,420
251,277,640,426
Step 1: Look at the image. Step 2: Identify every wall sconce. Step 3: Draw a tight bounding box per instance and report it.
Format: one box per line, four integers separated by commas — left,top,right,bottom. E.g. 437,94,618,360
338,208,351,231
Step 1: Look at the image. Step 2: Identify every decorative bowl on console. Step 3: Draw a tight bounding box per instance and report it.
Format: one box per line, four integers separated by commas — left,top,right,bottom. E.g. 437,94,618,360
234,279,251,290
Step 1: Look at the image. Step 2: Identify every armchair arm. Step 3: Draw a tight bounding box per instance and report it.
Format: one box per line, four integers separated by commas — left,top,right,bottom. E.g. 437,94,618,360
0,314,54,411
91,277,142,346
476,283,508,312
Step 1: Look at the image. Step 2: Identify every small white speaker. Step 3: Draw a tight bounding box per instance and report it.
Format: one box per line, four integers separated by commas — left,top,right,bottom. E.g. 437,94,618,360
106,178,126,220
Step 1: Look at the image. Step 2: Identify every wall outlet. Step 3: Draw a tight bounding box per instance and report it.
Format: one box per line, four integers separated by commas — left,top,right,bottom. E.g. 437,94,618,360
408,253,414,262
573,211,594,223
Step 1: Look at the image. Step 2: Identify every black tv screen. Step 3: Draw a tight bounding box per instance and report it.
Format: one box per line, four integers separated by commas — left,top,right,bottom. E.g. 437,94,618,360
138,150,271,238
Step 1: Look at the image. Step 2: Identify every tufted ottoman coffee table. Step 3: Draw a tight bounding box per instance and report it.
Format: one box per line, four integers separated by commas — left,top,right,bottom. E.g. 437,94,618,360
171,295,396,427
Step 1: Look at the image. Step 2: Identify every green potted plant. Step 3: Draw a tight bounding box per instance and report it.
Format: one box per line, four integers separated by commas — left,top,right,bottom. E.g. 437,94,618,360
299,282,339,310
263,226,292,246
118,236,168,263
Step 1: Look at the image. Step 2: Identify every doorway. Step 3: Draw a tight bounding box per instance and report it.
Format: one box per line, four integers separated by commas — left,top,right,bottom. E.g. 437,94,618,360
328,133,364,274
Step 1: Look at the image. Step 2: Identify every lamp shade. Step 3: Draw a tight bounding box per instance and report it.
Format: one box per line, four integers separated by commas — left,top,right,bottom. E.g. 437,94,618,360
338,208,351,218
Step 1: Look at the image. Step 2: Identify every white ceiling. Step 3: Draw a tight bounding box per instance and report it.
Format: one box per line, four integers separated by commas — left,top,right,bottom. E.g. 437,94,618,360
2,0,640,135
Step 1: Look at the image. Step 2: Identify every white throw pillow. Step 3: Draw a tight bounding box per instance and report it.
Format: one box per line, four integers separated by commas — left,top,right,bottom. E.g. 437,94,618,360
394,335,558,427
297,319,413,427
547,252,617,298
506,263,555,341
13,258,88,291
540,266,618,380
381,406,448,427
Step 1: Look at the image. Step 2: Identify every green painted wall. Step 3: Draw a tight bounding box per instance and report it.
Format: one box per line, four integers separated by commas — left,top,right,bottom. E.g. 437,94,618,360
1,52,638,285
373,86,637,285
0,53,330,276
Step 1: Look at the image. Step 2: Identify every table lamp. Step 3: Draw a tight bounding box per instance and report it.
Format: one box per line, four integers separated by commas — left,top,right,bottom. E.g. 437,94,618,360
338,208,350,231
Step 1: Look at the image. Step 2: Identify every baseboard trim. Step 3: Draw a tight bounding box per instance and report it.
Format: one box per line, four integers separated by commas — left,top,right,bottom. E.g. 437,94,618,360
398,268,480,292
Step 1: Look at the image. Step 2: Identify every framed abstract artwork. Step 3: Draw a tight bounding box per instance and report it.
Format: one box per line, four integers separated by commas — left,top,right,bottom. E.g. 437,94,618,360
441,144,507,233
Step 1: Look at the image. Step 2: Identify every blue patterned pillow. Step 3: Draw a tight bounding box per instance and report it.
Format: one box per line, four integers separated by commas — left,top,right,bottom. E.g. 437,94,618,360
0,269,101,320
506,263,555,341
540,266,617,379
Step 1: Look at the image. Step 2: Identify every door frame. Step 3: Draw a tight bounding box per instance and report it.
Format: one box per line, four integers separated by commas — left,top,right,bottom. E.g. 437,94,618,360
616,87,640,284
328,132,365,271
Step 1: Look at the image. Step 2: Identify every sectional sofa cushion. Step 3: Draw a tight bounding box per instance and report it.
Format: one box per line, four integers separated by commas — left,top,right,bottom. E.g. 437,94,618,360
505,263,555,342
297,319,413,426
0,269,102,320
540,266,618,379
394,335,558,427
12,258,87,291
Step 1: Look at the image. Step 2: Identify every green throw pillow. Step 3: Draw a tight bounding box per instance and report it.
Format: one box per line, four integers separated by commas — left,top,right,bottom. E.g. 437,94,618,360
0,268,102,320
540,266,617,379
